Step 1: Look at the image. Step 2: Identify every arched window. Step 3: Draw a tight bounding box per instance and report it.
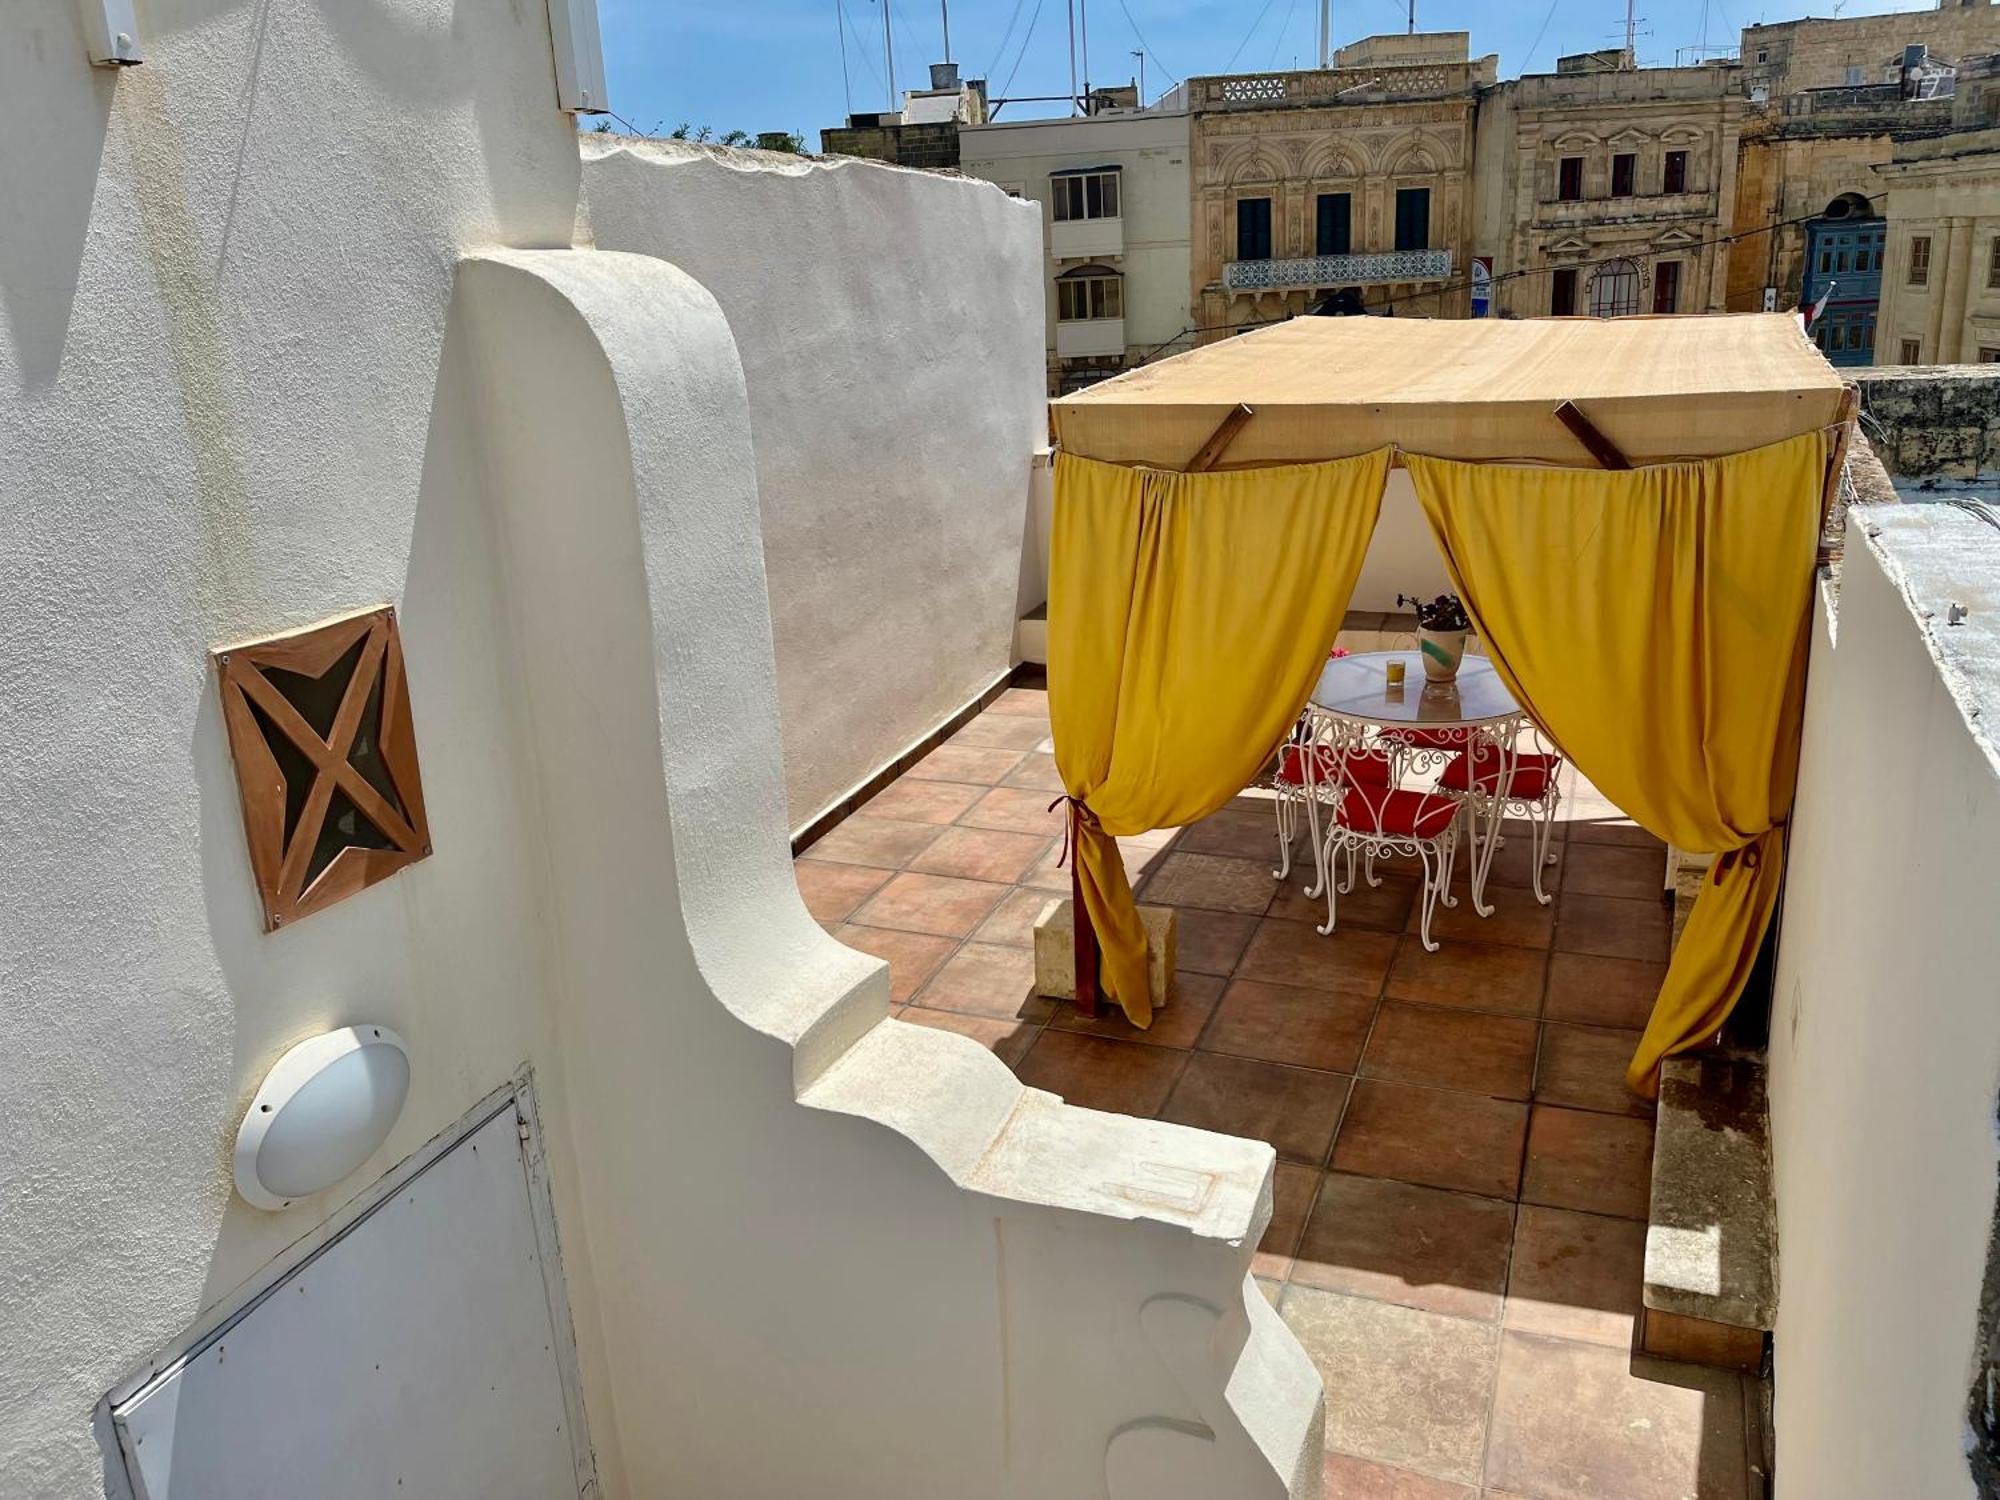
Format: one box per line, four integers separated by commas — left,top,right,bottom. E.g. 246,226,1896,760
1057,264,1123,322
1587,259,1641,317
1823,191,1875,221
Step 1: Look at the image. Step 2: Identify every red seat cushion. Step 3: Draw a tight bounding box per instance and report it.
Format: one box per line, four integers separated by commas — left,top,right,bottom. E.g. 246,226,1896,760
1334,788,1458,839
1439,748,1559,800
1277,745,1394,787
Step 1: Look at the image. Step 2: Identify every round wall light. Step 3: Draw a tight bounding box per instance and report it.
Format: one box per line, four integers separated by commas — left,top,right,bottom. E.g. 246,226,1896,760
233,1026,411,1211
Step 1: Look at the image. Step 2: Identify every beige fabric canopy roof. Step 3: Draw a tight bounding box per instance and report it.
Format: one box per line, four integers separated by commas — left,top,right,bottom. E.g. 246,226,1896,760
1052,314,1848,470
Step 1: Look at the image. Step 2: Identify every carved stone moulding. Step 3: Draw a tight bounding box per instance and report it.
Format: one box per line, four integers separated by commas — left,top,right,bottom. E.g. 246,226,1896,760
215,607,432,931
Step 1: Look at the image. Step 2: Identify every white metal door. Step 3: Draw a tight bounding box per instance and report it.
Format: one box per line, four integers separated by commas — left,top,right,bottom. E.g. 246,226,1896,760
109,1092,593,1498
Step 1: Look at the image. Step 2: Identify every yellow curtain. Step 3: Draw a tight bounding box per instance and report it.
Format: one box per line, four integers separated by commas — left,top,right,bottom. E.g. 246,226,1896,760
1404,430,1828,1095
1048,449,1392,1026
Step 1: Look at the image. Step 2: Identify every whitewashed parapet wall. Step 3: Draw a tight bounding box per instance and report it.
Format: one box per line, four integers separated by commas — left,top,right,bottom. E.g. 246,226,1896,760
0,5,1322,1496
579,137,1043,832
1767,508,2000,1499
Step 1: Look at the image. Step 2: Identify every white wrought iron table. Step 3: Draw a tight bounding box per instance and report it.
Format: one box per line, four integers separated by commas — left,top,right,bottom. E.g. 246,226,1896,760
1308,649,1526,918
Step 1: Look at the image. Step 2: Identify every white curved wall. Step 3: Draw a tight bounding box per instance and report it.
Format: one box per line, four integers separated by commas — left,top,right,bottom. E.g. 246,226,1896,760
578,138,1044,832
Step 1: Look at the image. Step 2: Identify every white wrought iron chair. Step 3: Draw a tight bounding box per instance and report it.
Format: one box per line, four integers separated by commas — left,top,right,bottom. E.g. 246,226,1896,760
1436,723,1565,906
1317,718,1461,951
1270,713,1339,892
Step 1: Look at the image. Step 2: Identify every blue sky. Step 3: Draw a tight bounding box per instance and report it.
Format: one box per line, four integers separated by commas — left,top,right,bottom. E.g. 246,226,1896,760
594,0,1934,141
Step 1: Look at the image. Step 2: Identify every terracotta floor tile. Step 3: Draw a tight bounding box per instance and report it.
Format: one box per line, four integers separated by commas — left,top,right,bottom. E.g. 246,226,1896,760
911,941,1053,1023
1542,952,1666,1031
1253,1160,1320,1280
897,1006,1042,1067
1294,1173,1515,1323
908,825,1052,883
1486,1331,1746,1500
1173,908,1260,975
1333,1080,1528,1200
1159,1053,1352,1165
1020,840,1074,893
1202,978,1377,1073
1015,1030,1187,1116
1362,1004,1539,1100
1563,814,1666,850
828,925,957,1004
1176,808,1284,862
1503,1204,1647,1349
1140,852,1278,915
1385,939,1546,1017
1480,822,1566,894
969,886,1063,948
858,777,986,826
1271,870,1419,933
1555,892,1672,964
1053,971,1224,1049
1280,1287,1499,1487
792,860,893,925
1237,919,1399,996
986,686,1050,717
1563,841,1668,900
959,785,1066,836
1536,1023,1651,1118
1000,751,1067,792
1415,887,1555,950
1323,1453,1476,1499
850,871,1009,938
1522,1106,1654,1221
906,742,1027,785
949,713,1053,751
801,814,943,869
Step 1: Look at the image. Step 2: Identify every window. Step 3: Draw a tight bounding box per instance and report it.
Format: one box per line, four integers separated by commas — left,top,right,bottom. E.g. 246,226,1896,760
1051,170,1119,222
1653,260,1682,314
1988,237,2000,289
1587,258,1641,316
1551,267,1579,316
1663,150,1688,194
1901,337,1922,364
1755,47,1769,64
1315,192,1352,257
1982,347,2000,363
1394,187,1431,251
1818,249,1832,274
1236,196,1273,261
1909,234,1931,286
1611,152,1636,198
1558,156,1584,201
1056,269,1122,321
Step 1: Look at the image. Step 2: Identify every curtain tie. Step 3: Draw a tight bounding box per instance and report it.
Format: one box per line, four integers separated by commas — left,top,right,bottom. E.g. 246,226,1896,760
1046,795,1100,870
1712,842,1762,886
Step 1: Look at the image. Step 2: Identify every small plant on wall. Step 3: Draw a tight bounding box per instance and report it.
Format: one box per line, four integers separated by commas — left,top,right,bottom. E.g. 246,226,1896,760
214,607,431,930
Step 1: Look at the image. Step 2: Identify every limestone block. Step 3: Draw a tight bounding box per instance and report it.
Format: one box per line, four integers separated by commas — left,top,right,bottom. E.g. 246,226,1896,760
1033,898,1177,1006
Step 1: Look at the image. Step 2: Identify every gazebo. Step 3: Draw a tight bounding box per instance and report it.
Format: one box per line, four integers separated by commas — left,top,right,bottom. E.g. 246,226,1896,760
1042,313,1853,1096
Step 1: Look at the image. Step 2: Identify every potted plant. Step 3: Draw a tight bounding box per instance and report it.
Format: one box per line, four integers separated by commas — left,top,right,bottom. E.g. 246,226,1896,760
1398,592,1472,683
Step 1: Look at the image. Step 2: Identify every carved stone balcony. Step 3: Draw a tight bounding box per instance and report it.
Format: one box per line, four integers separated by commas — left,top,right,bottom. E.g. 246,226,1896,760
1221,248,1453,292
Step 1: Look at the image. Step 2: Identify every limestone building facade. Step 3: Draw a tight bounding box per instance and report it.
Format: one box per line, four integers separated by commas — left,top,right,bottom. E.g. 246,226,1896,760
1873,123,2000,364
1186,41,1497,338
1475,59,1744,319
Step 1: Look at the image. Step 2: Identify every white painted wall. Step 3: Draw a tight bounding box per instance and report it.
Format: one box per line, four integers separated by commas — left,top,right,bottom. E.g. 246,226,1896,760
578,138,1041,833
0,6,599,1494
1768,508,2000,1500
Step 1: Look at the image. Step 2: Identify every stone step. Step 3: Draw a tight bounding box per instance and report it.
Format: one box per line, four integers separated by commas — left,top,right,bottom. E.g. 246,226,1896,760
1641,1050,1778,1372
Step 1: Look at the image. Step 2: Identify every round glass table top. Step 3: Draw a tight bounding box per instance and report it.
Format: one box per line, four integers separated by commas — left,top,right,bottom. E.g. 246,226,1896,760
1310,650,1520,727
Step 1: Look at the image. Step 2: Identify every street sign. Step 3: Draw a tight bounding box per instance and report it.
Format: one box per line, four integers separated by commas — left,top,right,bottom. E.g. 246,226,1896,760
1470,256,1493,317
